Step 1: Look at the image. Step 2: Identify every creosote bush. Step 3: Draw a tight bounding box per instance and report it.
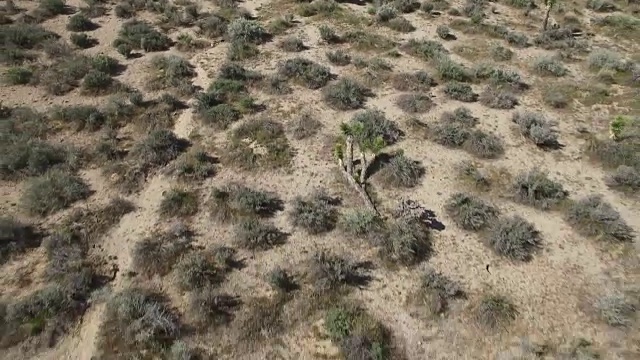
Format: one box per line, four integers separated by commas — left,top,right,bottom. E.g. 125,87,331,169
323,78,373,110
441,106,477,127
565,195,634,243
224,118,294,170
159,189,199,218
21,170,91,216
377,152,425,188
444,192,499,231
279,36,306,52
148,54,196,95
70,33,97,48
512,169,568,210
487,216,541,261
167,149,216,182
209,183,283,223
475,294,518,330
512,111,559,148
289,191,339,235
227,18,269,44
234,218,286,250
267,266,298,293
463,130,504,159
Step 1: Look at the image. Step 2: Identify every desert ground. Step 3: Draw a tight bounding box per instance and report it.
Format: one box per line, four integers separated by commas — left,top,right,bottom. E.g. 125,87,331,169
1,0,639,358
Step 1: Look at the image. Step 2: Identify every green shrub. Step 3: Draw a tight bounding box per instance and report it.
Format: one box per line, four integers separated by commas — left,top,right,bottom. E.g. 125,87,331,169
349,108,403,145
533,56,568,77
512,169,568,209
565,195,634,243
51,104,105,131
479,87,518,109
326,50,351,66
339,210,386,244
443,81,477,102
605,165,640,192
148,54,195,95
198,14,228,38
4,67,32,85
505,31,529,48
209,183,283,223
445,193,499,231
289,191,339,235
132,226,192,276
391,70,434,92
403,39,447,60
0,139,78,179
224,118,294,170
227,39,260,61
434,55,471,82
487,216,541,261
234,218,286,250
376,5,397,22
70,33,96,48
323,78,373,110
325,304,391,360
0,217,39,265
115,20,171,51
159,189,199,218
173,252,222,291
475,294,518,330
430,122,470,148
378,152,425,188
21,170,91,216
227,18,269,44
278,57,332,89
512,111,559,148
594,292,636,327
395,93,434,113
5,284,76,337
67,13,95,31
81,70,114,94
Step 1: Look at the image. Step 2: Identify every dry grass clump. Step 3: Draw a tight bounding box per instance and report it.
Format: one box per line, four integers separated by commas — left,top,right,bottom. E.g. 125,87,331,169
323,78,374,110
486,216,542,261
278,36,306,52
98,288,180,357
475,294,518,330
455,161,492,191
407,268,466,316
564,195,634,243
21,170,91,216
443,81,477,102
187,288,238,329
377,151,425,188
512,111,559,148
61,197,135,242
441,106,477,127
309,251,370,292
209,183,283,223
131,225,193,277
605,165,640,193
224,118,294,170
463,130,505,159
444,193,499,231
165,148,216,182
326,49,351,66
289,191,340,235
594,291,637,327
159,189,199,218
173,251,224,292
289,112,322,140
391,70,435,92
511,169,568,210
0,217,39,264
234,218,287,250
395,93,434,113
278,57,332,89
380,218,432,267
324,303,393,359
479,86,518,109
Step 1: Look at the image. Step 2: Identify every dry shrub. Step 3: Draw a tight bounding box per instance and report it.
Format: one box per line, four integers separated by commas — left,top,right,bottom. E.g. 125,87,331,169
444,192,499,231
377,152,425,188
159,189,199,218
475,294,518,330
289,191,339,234
131,225,193,277
512,169,568,209
486,216,541,261
21,170,91,216
565,195,634,243
208,183,283,223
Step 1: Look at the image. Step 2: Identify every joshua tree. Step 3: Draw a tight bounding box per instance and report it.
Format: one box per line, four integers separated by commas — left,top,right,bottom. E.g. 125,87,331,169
609,115,626,141
334,123,385,213
542,0,557,31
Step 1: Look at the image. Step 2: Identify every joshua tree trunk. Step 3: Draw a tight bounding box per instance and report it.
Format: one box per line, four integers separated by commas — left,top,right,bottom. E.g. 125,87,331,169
346,136,354,176
543,3,553,30
360,153,375,186
358,152,366,184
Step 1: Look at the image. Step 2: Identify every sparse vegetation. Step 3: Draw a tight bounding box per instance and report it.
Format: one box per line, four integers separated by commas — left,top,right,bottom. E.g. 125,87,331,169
512,111,559,148
114,20,171,52
443,81,477,102
594,291,637,327
21,170,91,216
132,225,193,277
605,165,640,193
325,303,391,359
173,251,222,291
278,57,332,89
290,112,322,140
234,218,286,250
323,78,373,110
380,217,432,266
67,13,95,32
395,93,434,113
70,33,96,48
479,86,518,109
159,189,199,218
148,55,196,95
565,195,634,243
209,183,283,223
326,49,351,66
309,251,369,291
224,118,294,170
0,217,39,264
391,71,434,92
408,268,466,315
533,56,568,77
